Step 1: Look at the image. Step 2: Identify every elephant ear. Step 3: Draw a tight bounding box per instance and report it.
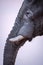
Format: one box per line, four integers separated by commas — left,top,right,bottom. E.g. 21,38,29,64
31,0,43,5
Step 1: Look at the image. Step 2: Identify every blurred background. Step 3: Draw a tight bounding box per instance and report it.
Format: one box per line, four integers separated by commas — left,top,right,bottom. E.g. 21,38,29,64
0,0,43,65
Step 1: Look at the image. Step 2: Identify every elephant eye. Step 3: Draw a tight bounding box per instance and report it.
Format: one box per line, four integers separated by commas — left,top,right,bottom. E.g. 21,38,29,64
25,12,30,17
26,12,29,15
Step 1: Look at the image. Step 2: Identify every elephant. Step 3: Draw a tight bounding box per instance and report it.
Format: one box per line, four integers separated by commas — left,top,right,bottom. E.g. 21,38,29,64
3,0,43,65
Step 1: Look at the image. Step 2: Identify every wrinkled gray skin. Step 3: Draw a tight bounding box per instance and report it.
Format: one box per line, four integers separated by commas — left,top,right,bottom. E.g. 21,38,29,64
3,0,43,65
